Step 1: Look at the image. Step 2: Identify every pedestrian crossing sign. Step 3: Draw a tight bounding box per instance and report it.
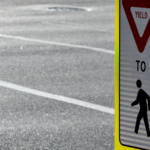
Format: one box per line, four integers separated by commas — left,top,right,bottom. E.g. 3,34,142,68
115,0,150,149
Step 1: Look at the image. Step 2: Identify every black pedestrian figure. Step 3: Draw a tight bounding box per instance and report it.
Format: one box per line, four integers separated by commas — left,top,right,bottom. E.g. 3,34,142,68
131,80,150,137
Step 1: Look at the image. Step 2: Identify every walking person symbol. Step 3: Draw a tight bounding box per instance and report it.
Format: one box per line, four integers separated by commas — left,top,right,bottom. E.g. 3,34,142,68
131,80,150,137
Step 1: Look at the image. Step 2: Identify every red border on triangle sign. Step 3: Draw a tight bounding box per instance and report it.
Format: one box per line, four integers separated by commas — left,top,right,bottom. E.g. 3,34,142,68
122,0,150,53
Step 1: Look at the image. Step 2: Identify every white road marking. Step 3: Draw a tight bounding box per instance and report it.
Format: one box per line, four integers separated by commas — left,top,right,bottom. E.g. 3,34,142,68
0,34,115,54
0,80,114,115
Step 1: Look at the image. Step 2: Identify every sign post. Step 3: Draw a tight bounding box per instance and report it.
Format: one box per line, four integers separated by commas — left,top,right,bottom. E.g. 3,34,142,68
115,0,150,149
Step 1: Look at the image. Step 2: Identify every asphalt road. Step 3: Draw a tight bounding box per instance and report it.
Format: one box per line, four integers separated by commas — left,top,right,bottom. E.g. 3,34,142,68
0,0,115,149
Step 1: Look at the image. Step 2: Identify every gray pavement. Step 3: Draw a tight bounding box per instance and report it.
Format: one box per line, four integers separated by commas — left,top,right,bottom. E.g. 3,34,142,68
0,0,115,149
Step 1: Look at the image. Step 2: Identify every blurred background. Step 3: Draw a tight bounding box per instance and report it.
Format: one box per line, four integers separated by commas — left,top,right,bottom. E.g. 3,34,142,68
0,0,114,149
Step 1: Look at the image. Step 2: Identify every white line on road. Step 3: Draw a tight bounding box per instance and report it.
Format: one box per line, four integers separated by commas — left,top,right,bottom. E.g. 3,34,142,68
0,34,115,54
0,80,114,115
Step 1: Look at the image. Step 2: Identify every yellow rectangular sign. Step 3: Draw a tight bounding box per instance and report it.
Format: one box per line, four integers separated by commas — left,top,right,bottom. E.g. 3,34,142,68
115,0,150,149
